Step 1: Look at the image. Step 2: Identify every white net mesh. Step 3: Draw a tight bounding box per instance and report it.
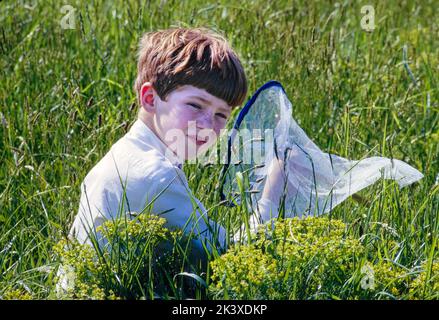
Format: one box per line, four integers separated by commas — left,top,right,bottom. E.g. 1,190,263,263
221,81,424,221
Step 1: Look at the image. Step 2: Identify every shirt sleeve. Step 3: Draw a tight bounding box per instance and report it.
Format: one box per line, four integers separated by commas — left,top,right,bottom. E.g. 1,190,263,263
144,165,227,255
69,179,122,247
70,154,227,255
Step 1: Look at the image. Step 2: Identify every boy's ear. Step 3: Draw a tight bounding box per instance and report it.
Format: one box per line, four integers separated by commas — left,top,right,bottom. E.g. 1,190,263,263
140,82,155,113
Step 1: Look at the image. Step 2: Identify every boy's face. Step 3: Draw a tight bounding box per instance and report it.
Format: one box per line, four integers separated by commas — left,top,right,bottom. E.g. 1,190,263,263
140,82,232,161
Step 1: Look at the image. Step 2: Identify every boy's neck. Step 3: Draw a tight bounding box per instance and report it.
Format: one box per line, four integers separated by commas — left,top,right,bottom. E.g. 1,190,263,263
138,109,156,135
137,107,183,164
137,107,163,139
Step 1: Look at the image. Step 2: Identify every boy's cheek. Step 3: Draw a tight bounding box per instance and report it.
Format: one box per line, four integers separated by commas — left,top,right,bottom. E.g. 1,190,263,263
177,107,198,121
198,129,218,145
214,124,225,136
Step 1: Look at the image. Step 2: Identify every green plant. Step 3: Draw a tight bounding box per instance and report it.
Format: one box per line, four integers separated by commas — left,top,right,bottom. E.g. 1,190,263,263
409,260,439,299
53,214,193,299
0,0,437,300
209,217,438,300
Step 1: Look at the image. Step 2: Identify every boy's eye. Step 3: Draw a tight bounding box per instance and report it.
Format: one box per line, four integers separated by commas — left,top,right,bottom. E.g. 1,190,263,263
216,113,228,120
188,103,202,110
188,102,228,120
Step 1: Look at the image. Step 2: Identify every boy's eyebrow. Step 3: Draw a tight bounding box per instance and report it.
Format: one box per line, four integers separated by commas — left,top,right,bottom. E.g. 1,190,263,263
188,95,212,106
188,95,232,112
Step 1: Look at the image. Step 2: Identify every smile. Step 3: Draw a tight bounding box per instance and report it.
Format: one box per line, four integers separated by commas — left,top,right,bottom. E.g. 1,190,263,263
187,135,207,146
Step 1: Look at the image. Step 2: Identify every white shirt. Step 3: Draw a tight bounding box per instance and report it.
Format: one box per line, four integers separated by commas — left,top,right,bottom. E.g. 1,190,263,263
69,119,227,254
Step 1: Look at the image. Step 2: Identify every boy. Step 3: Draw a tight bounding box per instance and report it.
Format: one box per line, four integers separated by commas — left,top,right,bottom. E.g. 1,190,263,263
69,27,249,267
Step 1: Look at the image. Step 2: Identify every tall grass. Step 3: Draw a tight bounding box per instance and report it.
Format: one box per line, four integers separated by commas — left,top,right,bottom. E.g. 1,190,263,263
0,0,437,299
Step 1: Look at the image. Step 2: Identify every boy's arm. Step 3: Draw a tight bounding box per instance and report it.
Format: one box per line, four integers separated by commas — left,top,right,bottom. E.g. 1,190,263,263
144,167,227,254
232,159,285,243
69,179,122,247
259,158,285,220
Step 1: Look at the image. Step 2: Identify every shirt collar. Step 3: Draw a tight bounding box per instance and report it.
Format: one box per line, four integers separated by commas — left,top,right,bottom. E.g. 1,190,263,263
128,119,184,169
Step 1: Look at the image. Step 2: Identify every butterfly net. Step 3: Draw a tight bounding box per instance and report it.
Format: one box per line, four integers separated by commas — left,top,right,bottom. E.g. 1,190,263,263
219,81,423,222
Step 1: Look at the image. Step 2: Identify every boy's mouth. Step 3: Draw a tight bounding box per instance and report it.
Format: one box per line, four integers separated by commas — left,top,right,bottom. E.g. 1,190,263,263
187,135,207,146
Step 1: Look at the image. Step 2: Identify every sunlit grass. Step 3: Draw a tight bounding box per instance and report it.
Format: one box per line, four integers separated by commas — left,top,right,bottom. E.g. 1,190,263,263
0,0,437,299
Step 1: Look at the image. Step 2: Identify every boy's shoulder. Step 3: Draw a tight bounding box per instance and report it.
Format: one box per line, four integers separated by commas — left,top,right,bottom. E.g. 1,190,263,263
83,131,185,190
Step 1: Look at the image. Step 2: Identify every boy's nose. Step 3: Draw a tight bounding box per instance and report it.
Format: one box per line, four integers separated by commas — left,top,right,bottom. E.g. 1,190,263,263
196,112,214,129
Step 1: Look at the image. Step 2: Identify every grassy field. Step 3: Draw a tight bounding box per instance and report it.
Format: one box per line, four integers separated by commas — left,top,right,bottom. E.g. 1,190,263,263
0,0,437,299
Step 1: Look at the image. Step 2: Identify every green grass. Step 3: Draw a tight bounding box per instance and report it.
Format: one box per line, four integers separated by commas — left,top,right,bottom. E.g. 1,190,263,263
0,0,437,299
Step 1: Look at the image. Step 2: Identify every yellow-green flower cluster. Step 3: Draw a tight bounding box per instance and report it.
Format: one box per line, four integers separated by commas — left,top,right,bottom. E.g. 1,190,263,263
209,217,438,300
97,214,173,244
53,213,189,300
409,260,439,299
51,214,437,300
53,239,111,299
371,261,410,298
1,288,33,300
210,245,278,299
210,217,364,299
354,259,439,299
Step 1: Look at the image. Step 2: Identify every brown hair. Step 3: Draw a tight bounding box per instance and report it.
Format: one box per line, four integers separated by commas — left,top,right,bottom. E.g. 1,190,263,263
134,27,247,108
